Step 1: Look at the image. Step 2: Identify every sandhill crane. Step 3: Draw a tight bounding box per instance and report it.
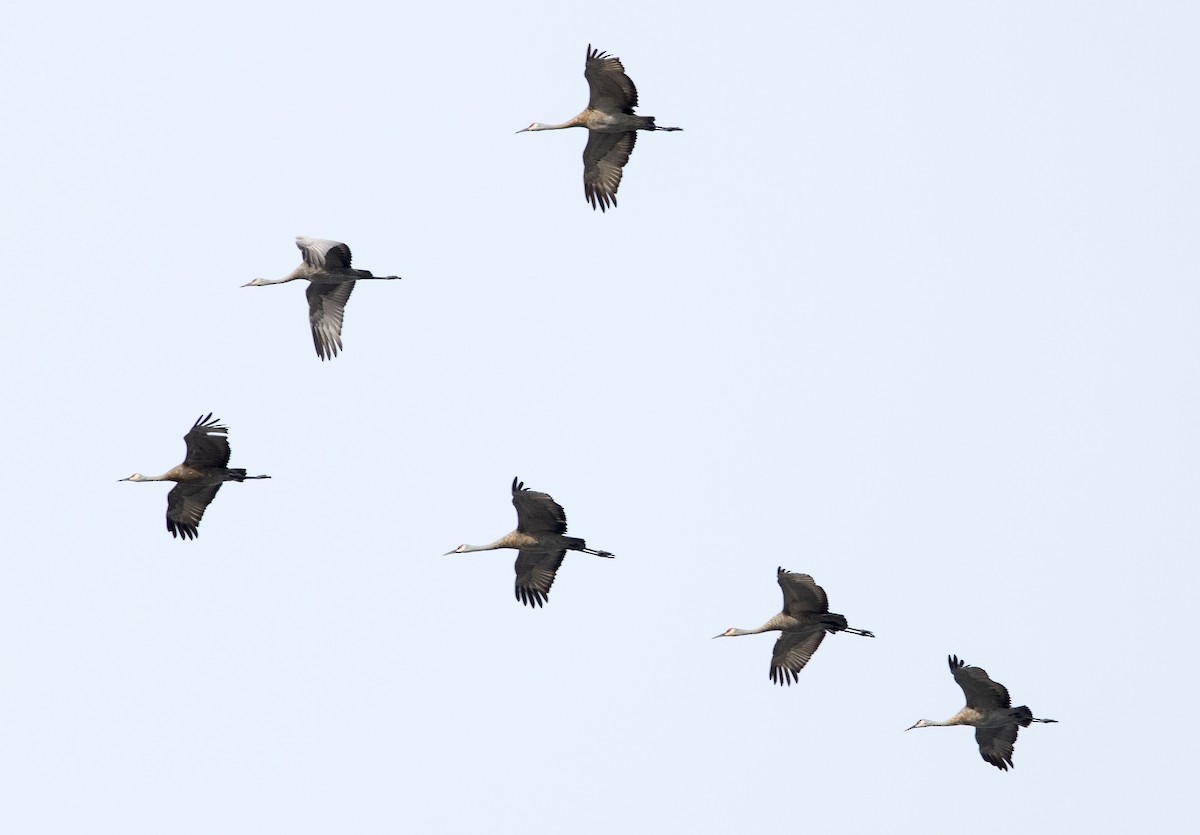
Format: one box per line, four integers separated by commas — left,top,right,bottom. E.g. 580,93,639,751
445,477,614,607
906,655,1058,770
120,414,270,539
713,568,875,685
518,45,682,212
242,236,401,361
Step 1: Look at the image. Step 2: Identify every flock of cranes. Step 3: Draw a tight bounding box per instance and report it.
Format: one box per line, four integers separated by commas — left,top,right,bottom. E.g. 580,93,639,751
117,44,1057,772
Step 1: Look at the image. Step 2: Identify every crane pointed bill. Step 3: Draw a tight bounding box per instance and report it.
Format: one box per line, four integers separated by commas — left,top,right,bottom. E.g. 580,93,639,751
712,631,728,639
443,548,458,556
904,721,920,731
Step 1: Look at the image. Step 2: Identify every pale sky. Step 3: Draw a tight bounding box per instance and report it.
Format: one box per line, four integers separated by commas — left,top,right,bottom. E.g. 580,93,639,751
1,2,1196,833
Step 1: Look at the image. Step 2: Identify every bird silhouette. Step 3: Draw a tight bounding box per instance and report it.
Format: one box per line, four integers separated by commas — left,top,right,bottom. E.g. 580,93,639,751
121,414,269,539
906,655,1058,770
519,45,681,211
243,236,401,360
714,568,874,685
446,477,613,607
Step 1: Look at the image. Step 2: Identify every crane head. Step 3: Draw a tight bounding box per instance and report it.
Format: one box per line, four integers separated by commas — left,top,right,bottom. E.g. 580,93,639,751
712,628,736,639
905,720,931,731
444,545,468,555
242,278,268,287
516,123,541,133
120,473,146,482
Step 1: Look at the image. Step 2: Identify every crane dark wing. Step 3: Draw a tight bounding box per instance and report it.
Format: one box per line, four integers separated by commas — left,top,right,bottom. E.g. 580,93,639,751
511,477,569,536
975,724,1021,771
584,45,638,113
777,568,830,617
769,627,827,686
583,131,636,212
514,549,566,608
950,655,1012,711
296,236,353,269
181,414,233,469
307,280,356,361
166,483,222,540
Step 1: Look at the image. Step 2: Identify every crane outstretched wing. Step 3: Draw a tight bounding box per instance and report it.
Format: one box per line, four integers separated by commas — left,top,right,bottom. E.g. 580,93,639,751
307,281,356,361
514,549,566,608
511,477,569,536
975,724,1021,771
583,131,637,212
949,655,1012,710
584,45,638,113
166,483,222,540
769,627,827,685
296,236,353,270
776,568,830,617
182,414,232,469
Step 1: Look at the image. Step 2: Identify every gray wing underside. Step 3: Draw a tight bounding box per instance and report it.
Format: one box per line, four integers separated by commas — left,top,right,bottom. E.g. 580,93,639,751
512,481,569,536
514,549,566,608
583,131,636,212
950,656,1013,711
777,568,829,616
166,483,222,540
584,46,638,113
770,627,827,686
975,724,1021,771
182,414,232,469
306,280,355,361
296,236,353,270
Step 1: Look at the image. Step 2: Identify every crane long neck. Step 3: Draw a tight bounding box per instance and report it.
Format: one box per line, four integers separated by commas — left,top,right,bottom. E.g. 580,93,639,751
540,116,585,130
907,717,961,730
460,540,507,553
729,623,776,637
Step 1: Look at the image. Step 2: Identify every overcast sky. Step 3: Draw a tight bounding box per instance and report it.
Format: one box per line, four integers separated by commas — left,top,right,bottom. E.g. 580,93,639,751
1,2,1196,833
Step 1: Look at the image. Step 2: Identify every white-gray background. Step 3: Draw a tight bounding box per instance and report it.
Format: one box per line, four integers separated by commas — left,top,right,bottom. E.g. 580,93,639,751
1,2,1194,832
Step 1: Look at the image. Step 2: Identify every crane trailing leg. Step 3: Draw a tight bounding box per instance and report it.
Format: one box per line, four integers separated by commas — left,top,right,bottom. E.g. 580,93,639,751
642,116,682,132
226,469,271,482
566,536,614,558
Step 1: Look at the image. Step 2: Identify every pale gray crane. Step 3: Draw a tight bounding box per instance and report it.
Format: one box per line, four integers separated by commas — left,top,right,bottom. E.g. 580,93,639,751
906,655,1058,771
120,414,270,539
445,477,614,607
243,236,401,360
518,45,682,212
714,568,875,685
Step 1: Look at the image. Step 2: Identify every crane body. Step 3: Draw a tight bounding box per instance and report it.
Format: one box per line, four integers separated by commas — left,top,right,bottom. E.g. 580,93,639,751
714,568,874,685
121,414,269,539
447,477,613,607
519,45,681,211
906,655,1058,770
244,236,401,360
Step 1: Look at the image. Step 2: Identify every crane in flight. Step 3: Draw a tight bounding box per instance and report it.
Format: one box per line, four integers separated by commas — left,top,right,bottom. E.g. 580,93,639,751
519,45,681,212
243,236,401,360
446,477,613,607
714,568,875,685
906,655,1058,770
120,414,269,539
